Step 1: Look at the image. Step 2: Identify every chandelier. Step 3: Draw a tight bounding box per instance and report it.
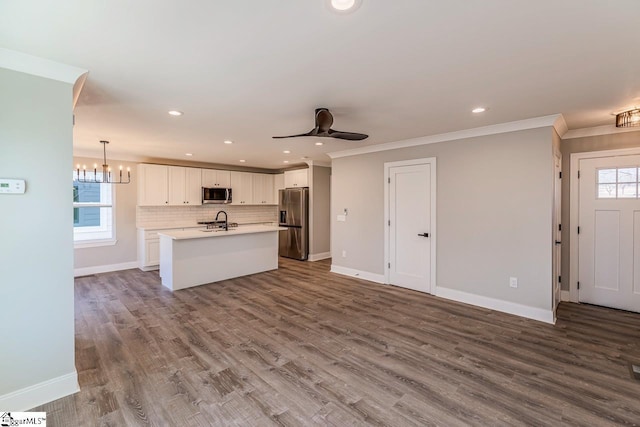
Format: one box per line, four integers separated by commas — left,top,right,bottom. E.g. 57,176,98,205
75,140,131,184
615,109,640,128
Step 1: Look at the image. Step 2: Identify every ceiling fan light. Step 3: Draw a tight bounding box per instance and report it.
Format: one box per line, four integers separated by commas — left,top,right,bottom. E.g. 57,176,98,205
616,109,640,127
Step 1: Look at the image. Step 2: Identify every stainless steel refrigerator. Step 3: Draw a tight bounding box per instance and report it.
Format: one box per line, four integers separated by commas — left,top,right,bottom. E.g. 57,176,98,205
278,187,309,260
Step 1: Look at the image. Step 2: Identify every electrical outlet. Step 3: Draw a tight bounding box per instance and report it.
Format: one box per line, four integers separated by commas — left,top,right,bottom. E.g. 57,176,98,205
509,277,518,288
342,250,347,258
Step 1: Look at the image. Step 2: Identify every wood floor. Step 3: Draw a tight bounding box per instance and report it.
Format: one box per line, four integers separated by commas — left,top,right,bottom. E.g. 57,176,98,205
34,258,640,426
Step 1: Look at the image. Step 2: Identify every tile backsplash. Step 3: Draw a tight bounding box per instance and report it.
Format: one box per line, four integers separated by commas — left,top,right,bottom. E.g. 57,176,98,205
137,205,278,228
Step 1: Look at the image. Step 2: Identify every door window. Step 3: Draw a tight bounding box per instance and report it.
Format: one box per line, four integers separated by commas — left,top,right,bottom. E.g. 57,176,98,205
597,167,639,199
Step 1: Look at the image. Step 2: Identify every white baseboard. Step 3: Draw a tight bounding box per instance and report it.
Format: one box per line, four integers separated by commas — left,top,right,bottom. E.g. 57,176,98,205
0,371,79,411
308,252,331,262
330,265,385,284
561,290,571,301
74,261,138,277
435,286,555,324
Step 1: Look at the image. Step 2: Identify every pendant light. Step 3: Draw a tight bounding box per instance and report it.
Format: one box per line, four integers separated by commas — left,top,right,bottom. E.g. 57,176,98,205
75,140,130,184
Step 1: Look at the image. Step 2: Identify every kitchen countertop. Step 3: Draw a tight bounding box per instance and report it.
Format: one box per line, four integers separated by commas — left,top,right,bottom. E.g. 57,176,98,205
138,222,277,231
157,224,286,240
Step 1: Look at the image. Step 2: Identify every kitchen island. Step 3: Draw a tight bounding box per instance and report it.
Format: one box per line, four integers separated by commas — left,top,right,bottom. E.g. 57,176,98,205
158,224,285,291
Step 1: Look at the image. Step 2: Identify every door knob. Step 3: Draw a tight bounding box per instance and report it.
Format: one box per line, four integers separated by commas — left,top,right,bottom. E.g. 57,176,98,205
418,233,429,237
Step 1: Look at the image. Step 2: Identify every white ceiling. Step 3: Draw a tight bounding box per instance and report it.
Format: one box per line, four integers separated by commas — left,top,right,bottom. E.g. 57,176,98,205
2,0,639,169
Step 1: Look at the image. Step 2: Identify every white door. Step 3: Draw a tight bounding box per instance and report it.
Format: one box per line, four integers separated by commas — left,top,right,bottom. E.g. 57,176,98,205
552,155,562,310
389,163,432,293
578,155,640,313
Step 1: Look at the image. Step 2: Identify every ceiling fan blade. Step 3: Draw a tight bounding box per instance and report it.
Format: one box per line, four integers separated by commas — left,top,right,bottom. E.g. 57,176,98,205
328,130,369,141
272,131,314,139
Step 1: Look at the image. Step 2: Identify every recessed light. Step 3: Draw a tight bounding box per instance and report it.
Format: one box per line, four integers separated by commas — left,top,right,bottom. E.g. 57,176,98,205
168,110,183,116
283,150,291,154
185,153,193,157
472,107,487,114
224,140,233,144
239,159,246,163
328,0,362,12
283,160,290,164
315,142,324,146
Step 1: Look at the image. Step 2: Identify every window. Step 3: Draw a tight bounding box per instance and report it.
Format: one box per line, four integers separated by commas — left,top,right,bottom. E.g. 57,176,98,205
73,172,115,245
597,167,639,199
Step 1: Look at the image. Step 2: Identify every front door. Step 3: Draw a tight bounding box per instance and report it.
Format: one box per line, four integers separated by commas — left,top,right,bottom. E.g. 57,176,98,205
389,163,432,293
578,155,640,313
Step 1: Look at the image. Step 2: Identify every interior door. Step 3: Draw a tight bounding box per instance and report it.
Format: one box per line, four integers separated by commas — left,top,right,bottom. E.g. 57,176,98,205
389,163,432,293
553,155,562,310
578,155,640,313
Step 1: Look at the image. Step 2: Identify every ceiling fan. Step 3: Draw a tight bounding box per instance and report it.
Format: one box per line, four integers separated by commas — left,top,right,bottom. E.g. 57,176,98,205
273,108,368,141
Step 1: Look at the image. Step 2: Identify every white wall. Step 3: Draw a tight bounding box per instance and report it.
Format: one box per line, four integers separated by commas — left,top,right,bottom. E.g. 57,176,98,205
331,127,554,312
310,166,331,257
0,67,78,407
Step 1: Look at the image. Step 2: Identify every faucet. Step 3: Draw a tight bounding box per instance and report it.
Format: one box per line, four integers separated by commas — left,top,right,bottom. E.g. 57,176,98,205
215,210,228,231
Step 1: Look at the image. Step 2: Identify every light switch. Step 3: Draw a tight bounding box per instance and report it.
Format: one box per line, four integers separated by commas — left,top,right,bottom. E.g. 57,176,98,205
337,215,346,222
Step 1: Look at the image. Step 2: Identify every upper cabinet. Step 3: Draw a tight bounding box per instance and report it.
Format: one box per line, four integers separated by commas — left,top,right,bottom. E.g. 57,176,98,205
168,166,201,205
230,171,253,204
284,169,308,188
137,164,201,206
202,169,231,188
138,164,169,206
138,164,278,206
253,174,275,205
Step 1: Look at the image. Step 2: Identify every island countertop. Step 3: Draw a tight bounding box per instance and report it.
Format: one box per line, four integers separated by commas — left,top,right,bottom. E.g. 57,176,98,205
157,224,286,241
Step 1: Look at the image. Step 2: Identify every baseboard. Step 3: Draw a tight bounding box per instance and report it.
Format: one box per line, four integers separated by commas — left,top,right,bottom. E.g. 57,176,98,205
435,286,555,324
561,290,571,301
330,265,385,284
308,252,331,262
0,371,79,411
74,261,138,277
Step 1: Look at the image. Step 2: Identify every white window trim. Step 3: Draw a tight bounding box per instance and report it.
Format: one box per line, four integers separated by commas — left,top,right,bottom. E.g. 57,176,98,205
73,172,117,248
74,238,118,249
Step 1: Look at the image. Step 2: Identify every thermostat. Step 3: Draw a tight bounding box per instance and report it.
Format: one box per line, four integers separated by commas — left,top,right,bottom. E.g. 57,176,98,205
0,178,26,194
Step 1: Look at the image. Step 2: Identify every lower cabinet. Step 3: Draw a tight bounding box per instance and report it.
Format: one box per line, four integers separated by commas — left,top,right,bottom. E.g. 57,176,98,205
138,227,197,271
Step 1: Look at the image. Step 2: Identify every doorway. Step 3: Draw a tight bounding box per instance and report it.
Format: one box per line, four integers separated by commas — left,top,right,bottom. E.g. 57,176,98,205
384,158,436,294
574,152,640,313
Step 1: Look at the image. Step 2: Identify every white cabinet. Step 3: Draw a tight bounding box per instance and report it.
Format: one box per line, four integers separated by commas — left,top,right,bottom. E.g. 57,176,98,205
168,166,202,205
284,169,308,188
138,164,169,206
138,227,198,271
202,169,231,188
230,171,253,204
138,164,201,206
253,174,275,204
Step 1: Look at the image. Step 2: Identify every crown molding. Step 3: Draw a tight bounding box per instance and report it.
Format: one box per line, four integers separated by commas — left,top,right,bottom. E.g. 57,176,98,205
0,48,87,85
562,124,640,140
305,160,331,168
327,114,565,159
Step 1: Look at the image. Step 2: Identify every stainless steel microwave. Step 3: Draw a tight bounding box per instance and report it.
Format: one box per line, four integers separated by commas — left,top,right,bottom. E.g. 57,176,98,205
202,187,232,204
